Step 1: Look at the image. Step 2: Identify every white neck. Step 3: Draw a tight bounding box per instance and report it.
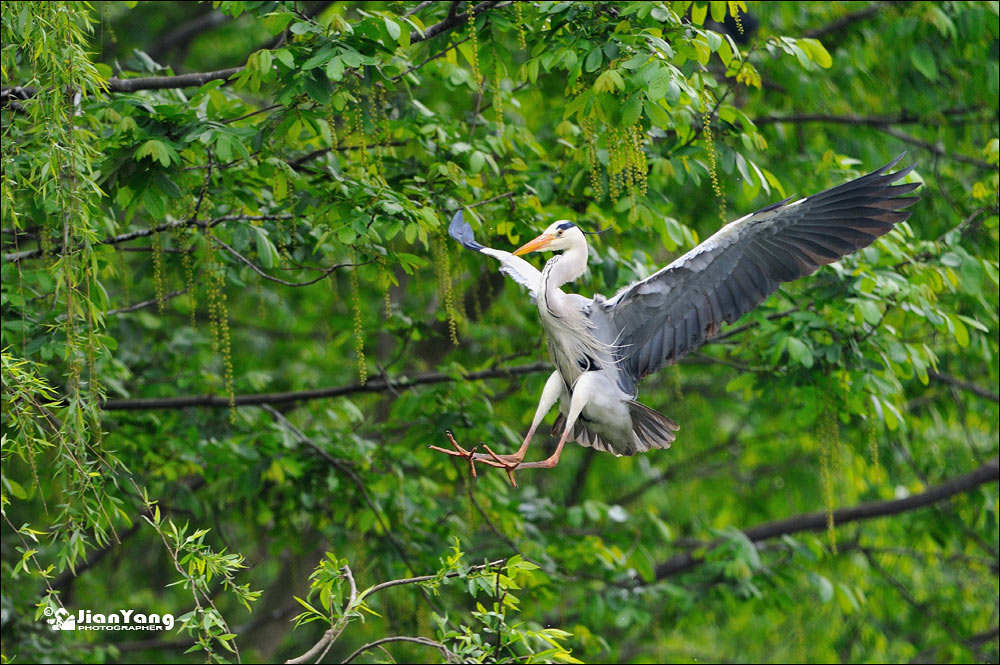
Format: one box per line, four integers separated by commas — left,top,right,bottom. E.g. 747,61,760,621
543,239,588,291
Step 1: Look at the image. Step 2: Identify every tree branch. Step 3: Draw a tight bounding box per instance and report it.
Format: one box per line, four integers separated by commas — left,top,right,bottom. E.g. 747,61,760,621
285,564,358,664
210,234,369,287
1,1,506,106
754,108,992,127
5,214,293,262
753,114,993,168
342,636,457,664
651,457,999,580
410,1,506,45
928,370,999,404
365,559,506,597
101,362,551,411
148,9,230,62
804,4,884,40
107,287,189,316
863,547,991,661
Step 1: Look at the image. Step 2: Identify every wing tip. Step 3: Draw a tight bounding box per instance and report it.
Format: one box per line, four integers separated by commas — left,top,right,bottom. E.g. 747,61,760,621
448,209,485,251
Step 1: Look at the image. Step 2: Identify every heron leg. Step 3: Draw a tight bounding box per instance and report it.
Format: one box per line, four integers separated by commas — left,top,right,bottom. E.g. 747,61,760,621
484,375,587,486
484,371,563,465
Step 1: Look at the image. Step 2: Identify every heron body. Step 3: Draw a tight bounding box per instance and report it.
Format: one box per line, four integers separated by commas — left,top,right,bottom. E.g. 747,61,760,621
434,156,919,484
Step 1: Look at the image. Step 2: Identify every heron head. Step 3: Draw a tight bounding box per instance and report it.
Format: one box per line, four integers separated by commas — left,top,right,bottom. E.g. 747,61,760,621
513,221,583,255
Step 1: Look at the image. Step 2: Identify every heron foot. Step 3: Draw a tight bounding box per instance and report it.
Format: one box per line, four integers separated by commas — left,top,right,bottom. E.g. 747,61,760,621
480,444,522,488
429,431,509,480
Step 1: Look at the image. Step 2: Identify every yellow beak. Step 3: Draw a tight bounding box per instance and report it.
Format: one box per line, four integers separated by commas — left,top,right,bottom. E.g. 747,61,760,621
513,233,554,256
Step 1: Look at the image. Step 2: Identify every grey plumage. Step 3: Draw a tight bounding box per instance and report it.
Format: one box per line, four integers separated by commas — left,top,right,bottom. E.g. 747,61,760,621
448,155,919,457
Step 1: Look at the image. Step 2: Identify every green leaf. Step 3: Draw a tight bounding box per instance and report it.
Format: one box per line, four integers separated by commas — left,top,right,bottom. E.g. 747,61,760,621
584,47,603,73
691,2,708,25
383,16,401,42
325,56,345,81
786,337,813,368
621,93,643,127
910,49,938,81
302,44,336,70
710,1,727,22
798,38,833,69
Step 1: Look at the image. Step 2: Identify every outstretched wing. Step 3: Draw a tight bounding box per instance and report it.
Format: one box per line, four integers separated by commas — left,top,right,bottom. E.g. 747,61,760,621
602,154,920,388
448,210,542,298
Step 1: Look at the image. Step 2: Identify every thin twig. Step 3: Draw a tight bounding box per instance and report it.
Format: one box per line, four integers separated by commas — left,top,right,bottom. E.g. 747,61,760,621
365,559,506,597
210,234,368,287
101,362,552,411
342,635,457,664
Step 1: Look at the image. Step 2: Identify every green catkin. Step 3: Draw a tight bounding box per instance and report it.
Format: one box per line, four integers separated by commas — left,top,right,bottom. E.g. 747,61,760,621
256,278,266,321
375,84,393,167
433,232,460,346
608,127,622,201
702,103,727,223
582,117,604,200
514,1,527,51
369,87,386,184
178,227,197,327
818,406,839,553
151,226,166,313
730,2,745,35
350,78,369,177
668,364,682,401
629,124,648,197
468,4,482,90
205,233,235,421
377,256,392,319
865,395,880,474
205,239,222,354
349,257,367,385
493,60,505,136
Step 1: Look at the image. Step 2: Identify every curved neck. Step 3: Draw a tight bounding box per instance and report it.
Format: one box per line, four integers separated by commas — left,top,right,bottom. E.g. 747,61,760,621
542,241,588,293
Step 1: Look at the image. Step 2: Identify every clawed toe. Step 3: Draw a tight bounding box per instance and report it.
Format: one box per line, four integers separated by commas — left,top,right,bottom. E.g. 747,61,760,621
429,433,521,485
480,444,521,488
428,431,481,478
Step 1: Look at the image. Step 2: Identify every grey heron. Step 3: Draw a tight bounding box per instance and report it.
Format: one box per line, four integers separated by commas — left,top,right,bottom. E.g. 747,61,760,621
432,155,919,486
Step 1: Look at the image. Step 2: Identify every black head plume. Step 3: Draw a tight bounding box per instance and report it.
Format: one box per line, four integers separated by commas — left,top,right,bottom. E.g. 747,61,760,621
580,221,616,236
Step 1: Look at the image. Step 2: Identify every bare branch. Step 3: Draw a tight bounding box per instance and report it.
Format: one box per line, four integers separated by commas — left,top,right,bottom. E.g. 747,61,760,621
650,457,999,580
863,548,991,661
343,636,457,664
404,1,437,18
928,370,999,404
410,1,507,45
101,362,551,411
365,559,506,597
107,288,189,316
754,108,992,127
210,234,368,288
804,4,884,40
393,33,473,81
877,126,994,169
753,114,993,168
148,9,230,62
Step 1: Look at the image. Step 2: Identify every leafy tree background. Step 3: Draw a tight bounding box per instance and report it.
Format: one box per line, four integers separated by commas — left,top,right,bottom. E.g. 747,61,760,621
2,1,997,663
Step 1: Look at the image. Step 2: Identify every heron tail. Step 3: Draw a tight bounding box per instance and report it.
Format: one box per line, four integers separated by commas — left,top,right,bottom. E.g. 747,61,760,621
627,400,678,452
550,400,677,456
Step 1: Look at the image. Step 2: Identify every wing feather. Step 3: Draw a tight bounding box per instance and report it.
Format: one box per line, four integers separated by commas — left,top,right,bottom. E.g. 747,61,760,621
603,155,920,386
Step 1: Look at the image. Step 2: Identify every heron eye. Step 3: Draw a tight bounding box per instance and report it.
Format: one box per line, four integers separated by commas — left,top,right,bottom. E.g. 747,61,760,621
556,230,563,237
